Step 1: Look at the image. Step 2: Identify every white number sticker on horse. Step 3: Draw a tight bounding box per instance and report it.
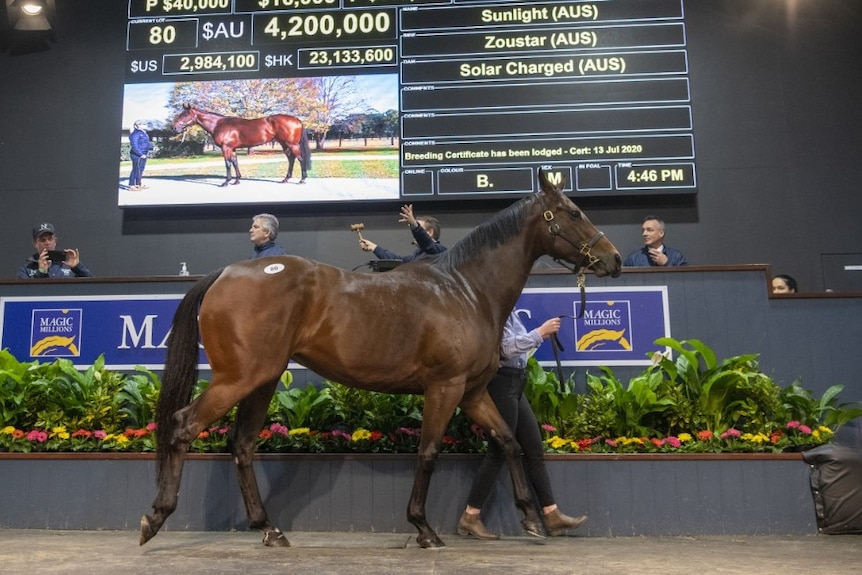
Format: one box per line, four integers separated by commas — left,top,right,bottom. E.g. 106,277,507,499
264,264,285,274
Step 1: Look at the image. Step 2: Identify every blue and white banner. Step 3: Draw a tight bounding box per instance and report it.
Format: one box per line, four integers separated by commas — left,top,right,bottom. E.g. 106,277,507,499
1,287,670,369
0,295,194,369
516,287,670,366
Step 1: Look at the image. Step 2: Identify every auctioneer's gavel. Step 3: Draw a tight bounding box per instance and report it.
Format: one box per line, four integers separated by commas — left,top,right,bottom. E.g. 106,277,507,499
350,223,365,242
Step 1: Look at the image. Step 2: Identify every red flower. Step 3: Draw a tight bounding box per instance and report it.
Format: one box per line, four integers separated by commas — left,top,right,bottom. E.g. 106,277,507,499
697,430,714,441
258,429,272,440
576,438,593,451
442,435,457,445
370,431,384,441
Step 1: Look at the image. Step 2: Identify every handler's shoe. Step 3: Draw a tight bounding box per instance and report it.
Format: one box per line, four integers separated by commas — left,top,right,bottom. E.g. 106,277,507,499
544,508,588,536
457,511,499,540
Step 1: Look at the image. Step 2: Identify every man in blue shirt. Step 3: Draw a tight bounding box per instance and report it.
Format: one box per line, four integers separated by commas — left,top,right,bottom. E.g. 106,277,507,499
623,215,688,267
249,213,287,259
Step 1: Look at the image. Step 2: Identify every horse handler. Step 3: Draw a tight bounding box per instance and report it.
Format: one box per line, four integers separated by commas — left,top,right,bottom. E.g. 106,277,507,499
128,119,154,190
458,310,588,539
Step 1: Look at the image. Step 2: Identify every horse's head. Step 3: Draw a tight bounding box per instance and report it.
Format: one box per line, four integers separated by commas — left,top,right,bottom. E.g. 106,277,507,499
172,103,197,133
534,168,621,278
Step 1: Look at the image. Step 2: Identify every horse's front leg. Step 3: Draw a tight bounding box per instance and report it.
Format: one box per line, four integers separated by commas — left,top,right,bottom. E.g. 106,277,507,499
220,148,241,186
460,394,543,536
409,384,464,548
230,380,288,546
140,405,205,545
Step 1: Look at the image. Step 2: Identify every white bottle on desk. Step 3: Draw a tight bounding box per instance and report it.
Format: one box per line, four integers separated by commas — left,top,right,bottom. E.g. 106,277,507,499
179,262,189,276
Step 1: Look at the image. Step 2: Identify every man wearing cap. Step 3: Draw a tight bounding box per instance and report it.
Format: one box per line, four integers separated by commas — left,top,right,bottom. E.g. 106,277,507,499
128,120,154,191
17,223,93,279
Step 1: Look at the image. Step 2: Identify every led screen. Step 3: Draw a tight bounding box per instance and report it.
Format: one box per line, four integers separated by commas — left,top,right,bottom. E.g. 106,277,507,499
120,0,697,207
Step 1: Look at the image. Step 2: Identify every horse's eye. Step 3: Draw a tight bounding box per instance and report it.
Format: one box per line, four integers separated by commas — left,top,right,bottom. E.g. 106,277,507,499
571,210,581,219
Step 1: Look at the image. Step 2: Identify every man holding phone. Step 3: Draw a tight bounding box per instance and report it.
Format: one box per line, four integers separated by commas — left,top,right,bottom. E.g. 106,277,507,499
17,223,93,279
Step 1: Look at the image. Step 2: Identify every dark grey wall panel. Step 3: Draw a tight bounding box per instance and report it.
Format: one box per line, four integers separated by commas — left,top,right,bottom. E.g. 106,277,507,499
0,455,816,536
0,2,861,292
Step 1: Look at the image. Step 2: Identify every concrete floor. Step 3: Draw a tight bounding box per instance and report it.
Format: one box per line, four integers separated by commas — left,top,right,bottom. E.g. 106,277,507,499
1,529,860,575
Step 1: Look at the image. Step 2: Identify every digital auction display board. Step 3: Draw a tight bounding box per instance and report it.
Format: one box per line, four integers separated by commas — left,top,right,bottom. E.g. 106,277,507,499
121,0,696,207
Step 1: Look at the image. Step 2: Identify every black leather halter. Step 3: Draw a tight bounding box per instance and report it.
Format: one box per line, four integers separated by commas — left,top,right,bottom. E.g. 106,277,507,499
543,209,606,319
541,208,607,392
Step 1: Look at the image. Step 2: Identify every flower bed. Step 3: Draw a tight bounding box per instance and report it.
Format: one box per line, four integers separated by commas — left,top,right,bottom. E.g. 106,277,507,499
1,338,860,455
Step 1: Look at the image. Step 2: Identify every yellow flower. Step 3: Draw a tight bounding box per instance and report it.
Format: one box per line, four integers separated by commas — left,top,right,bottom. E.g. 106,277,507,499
740,433,769,444
1,426,15,435
115,435,130,444
52,426,70,440
548,436,568,449
289,427,311,436
677,433,692,442
352,428,371,441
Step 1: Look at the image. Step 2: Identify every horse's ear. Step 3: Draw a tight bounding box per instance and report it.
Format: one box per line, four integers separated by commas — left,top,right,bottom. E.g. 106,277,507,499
537,167,563,195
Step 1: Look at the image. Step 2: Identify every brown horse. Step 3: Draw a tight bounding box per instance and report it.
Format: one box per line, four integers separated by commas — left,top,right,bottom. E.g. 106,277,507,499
139,168,621,549
172,103,311,187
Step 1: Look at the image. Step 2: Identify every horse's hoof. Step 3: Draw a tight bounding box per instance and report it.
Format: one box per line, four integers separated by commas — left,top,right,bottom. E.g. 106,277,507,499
219,182,229,188
139,514,158,546
298,179,307,184
262,528,290,547
416,533,446,548
230,180,241,185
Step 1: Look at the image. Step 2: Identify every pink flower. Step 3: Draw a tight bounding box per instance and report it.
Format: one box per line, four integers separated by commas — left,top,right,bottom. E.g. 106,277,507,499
94,430,107,440
786,420,800,429
541,424,557,433
720,428,741,439
605,438,618,447
798,425,812,435
26,430,48,442
146,422,157,432
666,436,682,448
470,423,485,437
269,422,289,436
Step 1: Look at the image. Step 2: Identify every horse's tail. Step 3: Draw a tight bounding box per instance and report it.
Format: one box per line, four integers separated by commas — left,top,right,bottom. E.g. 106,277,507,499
155,268,224,477
300,128,312,171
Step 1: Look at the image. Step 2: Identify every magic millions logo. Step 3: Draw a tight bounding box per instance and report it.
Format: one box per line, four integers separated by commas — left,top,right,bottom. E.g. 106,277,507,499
29,308,83,357
574,300,633,351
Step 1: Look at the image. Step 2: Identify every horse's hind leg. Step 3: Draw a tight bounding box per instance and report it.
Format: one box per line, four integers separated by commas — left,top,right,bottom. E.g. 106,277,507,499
283,154,295,184
229,379,290,547
140,398,218,544
282,144,306,184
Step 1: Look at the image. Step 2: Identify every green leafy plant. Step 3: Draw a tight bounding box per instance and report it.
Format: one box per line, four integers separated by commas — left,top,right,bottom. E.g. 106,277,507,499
585,365,675,437
1,342,859,455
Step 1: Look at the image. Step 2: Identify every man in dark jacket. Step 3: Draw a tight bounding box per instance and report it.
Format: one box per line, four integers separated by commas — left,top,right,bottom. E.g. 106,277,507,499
128,120,154,190
249,213,287,259
623,215,687,267
17,222,93,279
358,204,446,262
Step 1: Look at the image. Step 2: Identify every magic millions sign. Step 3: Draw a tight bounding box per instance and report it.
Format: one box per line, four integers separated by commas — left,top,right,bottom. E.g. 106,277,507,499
0,288,670,369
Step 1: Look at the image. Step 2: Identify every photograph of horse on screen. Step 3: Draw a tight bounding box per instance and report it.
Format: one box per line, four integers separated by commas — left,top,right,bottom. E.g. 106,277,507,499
118,74,399,207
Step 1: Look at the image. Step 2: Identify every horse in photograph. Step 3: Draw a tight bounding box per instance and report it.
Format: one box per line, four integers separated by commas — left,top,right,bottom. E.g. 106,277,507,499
140,168,621,549
172,103,311,186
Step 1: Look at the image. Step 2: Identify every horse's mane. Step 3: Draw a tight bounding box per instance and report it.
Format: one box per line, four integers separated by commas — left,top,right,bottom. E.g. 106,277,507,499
435,195,532,272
